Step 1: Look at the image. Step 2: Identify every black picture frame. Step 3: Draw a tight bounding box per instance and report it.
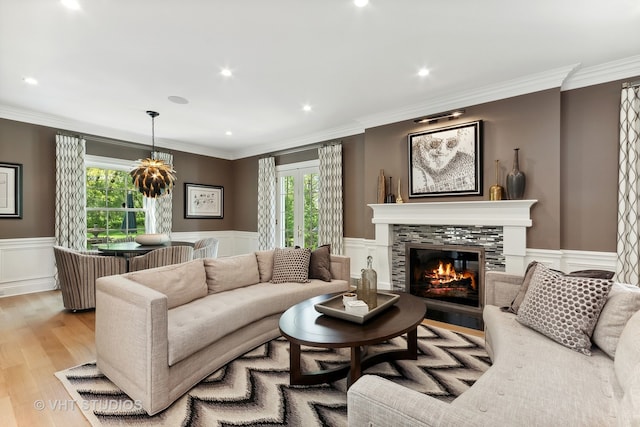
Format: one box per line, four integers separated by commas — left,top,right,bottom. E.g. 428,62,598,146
408,121,482,197
184,183,224,219
0,162,23,218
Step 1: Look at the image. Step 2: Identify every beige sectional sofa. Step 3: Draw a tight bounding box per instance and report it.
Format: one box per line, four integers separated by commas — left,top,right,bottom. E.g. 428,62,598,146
95,249,350,415
348,267,640,426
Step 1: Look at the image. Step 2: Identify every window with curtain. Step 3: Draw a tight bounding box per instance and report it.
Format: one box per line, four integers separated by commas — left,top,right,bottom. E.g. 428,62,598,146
85,156,146,247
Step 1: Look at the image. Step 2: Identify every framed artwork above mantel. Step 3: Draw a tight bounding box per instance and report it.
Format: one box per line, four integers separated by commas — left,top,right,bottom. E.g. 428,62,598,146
408,121,482,198
0,162,22,218
184,183,224,219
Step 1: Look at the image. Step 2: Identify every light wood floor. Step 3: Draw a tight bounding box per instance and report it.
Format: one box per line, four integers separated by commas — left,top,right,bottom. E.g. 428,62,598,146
1,290,94,427
0,290,483,427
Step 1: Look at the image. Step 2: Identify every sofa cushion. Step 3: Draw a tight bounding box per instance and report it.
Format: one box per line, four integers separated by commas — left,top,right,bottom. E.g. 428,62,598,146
309,245,332,282
270,247,311,284
204,253,260,294
592,282,640,358
255,249,274,282
516,263,612,355
614,309,640,393
123,259,207,309
508,262,614,314
166,278,349,365
507,261,538,313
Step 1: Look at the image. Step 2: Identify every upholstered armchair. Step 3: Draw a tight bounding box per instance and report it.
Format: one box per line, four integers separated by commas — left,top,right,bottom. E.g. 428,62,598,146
128,246,194,272
53,245,127,311
193,237,219,259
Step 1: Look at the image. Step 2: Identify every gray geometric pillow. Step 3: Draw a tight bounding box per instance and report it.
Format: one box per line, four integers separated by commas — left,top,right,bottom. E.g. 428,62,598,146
516,263,613,356
270,247,311,284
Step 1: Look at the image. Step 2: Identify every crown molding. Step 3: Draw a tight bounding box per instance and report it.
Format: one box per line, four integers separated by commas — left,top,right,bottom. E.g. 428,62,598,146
561,54,640,91
0,104,235,160
355,64,579,130
231,123,365,159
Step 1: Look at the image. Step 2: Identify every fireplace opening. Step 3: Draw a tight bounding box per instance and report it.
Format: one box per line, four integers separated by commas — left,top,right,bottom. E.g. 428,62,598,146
406,243,485,328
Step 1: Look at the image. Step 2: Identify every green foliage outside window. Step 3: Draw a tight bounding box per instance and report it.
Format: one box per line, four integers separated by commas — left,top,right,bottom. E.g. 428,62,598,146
282,173,319,249
86,167,145,246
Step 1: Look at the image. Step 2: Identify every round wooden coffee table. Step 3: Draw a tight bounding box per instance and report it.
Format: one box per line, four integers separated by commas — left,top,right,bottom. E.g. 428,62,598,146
278,292,426,388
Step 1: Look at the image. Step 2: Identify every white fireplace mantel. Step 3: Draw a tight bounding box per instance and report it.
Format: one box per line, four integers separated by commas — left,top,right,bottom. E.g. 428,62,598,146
368,200,537,288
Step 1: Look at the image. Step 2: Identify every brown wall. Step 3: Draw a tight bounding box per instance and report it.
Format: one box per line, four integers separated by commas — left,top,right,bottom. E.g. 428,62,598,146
0,75,636,253
359,89,561,249
560,79,627,251
0,119,56,238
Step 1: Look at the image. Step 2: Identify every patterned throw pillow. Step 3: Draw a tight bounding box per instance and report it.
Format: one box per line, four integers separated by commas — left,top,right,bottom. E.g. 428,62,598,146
270,247,311,284
516,263,613,356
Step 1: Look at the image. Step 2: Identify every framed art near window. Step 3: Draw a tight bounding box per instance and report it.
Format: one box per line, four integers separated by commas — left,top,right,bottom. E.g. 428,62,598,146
0,162,22,218
408,121,482,197
184,183,224,219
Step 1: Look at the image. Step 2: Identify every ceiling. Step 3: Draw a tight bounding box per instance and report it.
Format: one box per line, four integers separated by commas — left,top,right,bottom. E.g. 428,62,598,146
1,1,640,160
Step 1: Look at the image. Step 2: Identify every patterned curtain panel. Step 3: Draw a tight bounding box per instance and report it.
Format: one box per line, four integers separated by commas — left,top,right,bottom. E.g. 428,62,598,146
318,144,344,255
257,157,276,250
55,135,87,250
616,85,640,285
152,151,173,236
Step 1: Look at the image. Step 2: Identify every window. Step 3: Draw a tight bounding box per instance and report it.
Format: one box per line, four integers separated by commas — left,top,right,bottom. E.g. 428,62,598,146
276,160,319,249
85,156,146,247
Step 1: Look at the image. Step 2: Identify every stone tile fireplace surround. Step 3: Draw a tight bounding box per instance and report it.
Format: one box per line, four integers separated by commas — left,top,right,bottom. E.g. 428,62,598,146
369,200,537,290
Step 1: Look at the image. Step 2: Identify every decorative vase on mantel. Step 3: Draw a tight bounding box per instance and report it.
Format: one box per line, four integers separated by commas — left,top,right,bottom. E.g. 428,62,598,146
506,148,526,200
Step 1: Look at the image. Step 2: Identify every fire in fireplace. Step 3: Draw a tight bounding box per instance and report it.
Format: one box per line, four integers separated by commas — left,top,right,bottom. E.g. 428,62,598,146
406,244,485,318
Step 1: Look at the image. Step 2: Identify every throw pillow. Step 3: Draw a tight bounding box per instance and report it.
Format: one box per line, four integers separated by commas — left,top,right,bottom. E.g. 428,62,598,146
507,261,538,314
508,263,615,314
124,259,207,309
204,253,260,294
516,263,613,356
309,244,332,282
592,282,640,358
255,249,275,282
270,247,311,284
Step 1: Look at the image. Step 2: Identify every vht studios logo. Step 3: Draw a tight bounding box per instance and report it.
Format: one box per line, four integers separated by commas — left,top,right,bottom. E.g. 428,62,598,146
34,399,143,412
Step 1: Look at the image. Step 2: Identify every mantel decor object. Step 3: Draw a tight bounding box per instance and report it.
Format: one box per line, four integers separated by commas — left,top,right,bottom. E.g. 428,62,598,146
506,148,526,200
490,159,504,200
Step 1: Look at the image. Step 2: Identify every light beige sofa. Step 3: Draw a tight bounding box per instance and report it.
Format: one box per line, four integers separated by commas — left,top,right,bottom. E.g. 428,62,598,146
348,270,640,426
96,250,350,415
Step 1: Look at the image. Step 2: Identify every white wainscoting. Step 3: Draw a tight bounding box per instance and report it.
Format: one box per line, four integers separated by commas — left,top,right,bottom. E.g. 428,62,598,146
0,237,58,297
0,234,620,298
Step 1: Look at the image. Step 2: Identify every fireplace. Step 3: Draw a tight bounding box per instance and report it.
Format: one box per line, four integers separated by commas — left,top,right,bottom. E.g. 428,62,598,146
406,243,485,325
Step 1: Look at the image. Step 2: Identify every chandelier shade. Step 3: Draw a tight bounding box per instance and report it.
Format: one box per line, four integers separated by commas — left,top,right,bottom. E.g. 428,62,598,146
131,111,177,198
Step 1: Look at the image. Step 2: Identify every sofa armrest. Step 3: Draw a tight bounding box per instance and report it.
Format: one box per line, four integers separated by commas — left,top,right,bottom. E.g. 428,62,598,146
95,275,170,414
348,375,488,427
330,254,350,282
484,271,523,307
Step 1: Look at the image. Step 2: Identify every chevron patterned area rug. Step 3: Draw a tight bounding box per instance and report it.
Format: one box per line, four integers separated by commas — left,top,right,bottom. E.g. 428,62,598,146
55,324,490,427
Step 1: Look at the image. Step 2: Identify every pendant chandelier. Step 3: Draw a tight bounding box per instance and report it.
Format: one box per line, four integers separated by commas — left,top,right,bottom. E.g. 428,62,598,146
130,110,177,198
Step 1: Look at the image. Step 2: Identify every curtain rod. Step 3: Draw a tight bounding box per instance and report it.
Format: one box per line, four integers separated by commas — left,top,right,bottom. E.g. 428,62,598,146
623,80,640,88
263,140,342,158
56,131,150,150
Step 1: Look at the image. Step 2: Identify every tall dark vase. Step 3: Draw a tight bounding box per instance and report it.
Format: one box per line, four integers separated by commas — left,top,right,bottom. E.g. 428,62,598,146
506,148,526,200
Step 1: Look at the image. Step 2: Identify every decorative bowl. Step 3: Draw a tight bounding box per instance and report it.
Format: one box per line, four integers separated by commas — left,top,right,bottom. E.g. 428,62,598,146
134,233,170,246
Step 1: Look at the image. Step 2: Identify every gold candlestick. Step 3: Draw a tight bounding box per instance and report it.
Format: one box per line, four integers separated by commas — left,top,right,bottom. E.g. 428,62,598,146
490,159,504,201
396,178,404,203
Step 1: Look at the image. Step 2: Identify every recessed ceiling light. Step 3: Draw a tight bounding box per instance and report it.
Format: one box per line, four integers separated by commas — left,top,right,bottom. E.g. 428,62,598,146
354,0,369,7
225,131,233,136
418,68,430,77
302,104,312,112
60,0,81,10
220,68,233,77
23,77,38,85
168,95,189,104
